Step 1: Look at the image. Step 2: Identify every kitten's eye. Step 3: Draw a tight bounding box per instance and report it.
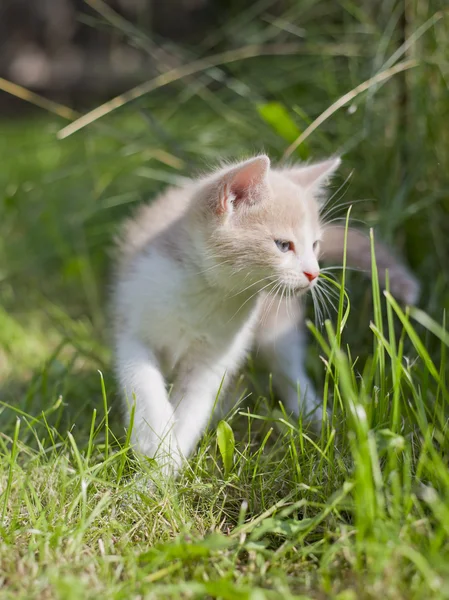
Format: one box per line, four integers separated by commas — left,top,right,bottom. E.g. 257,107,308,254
313,240,320,252
275,240,294,253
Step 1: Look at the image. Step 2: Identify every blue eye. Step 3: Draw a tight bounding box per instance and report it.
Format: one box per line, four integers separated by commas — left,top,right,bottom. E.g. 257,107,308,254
275,240,294,253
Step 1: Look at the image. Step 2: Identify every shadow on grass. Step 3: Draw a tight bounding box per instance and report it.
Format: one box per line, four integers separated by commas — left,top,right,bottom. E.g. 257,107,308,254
0,355,125,453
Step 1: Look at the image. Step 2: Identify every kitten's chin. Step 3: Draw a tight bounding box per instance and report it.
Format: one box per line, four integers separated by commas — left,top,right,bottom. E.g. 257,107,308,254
290,283,313,296
278,277,314,296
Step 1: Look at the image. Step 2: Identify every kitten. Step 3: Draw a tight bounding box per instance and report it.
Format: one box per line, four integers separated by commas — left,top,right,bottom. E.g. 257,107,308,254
112,155,419,474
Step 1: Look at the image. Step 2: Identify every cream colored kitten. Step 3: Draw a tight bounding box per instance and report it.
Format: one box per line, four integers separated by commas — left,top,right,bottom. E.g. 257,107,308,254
112,155,418,475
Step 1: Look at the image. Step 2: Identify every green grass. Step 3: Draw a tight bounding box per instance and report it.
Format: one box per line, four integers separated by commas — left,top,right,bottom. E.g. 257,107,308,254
1,1,449,598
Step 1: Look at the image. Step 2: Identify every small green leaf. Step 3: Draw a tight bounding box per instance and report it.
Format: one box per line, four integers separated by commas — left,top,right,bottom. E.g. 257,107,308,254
217,420,235,477
257,101,309,159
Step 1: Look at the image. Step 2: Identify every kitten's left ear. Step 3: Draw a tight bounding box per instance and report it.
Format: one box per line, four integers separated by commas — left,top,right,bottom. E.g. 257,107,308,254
217,155,270,215
285,157,341,190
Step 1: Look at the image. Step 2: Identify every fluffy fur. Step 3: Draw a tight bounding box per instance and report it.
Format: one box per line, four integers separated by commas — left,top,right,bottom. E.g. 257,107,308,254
112,155,419,474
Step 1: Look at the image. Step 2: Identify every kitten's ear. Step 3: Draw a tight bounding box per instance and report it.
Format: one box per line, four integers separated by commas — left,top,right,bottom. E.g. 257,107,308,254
217,155,270,215
286,157,341,190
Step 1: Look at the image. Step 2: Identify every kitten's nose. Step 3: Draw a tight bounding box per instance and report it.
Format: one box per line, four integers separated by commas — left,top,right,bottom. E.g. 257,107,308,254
304,270,319,282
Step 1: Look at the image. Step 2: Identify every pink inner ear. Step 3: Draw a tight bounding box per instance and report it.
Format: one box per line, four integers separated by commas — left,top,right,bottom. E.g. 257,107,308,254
215,155,270,215
227,155,270,208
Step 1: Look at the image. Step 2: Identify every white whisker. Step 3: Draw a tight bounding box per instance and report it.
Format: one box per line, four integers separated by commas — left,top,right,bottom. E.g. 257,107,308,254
322,216,367,228
311,288,323,328
321,200,369,224
321,265,363,278
227,278,277,324
259,281,283,326
320,169,354,212
274,284,286,333
315,284,338,315
227,275,275,299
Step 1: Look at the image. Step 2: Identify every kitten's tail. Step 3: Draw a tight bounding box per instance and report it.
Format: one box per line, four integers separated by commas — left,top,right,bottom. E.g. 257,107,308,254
321,225,420,305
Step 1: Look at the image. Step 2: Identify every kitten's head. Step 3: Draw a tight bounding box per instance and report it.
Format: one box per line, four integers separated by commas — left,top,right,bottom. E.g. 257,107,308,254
193,154,340,297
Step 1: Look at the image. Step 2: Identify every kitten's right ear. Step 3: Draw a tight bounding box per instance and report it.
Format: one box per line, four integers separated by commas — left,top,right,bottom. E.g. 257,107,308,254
216,155,270,215
285,157,341,190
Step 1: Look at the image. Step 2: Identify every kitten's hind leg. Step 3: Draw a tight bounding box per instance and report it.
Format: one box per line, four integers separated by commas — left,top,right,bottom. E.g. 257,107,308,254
116,335,179,474
255,299,323,427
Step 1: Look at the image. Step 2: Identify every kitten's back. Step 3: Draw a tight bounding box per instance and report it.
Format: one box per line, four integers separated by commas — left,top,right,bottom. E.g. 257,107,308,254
116,180,194,270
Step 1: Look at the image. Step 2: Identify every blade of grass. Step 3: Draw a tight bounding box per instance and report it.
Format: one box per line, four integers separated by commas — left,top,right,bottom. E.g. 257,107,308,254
282,60,418,159
57,43,305,139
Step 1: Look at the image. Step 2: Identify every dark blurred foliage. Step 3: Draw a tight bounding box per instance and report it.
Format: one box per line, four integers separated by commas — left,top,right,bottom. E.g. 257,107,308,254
0,0,284,107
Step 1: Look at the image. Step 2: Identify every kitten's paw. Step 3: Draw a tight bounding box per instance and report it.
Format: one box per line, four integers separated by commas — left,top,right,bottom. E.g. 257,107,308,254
120,465,178,505
119,455,183,507
119,473,158,508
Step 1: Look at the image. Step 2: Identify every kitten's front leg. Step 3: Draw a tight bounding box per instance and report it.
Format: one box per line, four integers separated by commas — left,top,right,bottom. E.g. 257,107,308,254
170,318,257,464
116,334,180,473
171,360,229,462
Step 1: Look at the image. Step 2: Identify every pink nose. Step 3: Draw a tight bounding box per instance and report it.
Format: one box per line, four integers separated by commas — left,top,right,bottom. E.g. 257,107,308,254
304,271,319,282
